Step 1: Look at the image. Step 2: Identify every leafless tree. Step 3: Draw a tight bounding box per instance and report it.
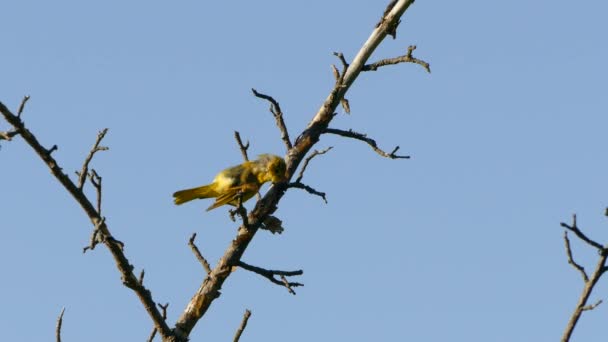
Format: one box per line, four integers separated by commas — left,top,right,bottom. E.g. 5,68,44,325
1,1,429,340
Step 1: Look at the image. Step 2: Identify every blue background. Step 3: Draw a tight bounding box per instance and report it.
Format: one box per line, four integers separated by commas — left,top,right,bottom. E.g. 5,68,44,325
2,1,607,341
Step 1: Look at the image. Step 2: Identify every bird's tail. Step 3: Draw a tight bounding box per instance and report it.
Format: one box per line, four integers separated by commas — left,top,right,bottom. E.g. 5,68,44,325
173,184,217,205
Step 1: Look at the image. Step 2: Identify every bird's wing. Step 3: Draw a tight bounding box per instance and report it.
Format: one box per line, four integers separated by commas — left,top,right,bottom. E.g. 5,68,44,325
206,183,259,211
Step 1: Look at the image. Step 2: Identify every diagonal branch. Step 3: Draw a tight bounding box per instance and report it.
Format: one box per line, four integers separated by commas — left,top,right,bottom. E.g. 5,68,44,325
0,101,175,341
252,89,293,150
324,128,410,159
169,1,421,337
233,309,252,342
238,261,303,294
188,233,212,274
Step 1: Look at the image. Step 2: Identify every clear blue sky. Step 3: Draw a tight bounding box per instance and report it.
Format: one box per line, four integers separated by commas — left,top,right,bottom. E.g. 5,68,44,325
2,1,608,341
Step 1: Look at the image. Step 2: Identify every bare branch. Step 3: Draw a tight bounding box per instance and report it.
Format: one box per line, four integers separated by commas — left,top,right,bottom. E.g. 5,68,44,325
288,182,328,203
561,213,608,342
333,52,349,71
77,129,109,190
233,309,252,342
280,275,296,295
83,216,105,253
234,131,250,161
251,89,293,150
148,303,170,342
237,261,303,294
331,53,350,113
581,299,603,311
56,307,65,342
564,231,589,282
17,95,30,118
324,128,409,159
560,214,604,251
173,1,419,336
0,102,174,340
362,45,431,73
296,147,333,183
188,233,212,274
0,129,19,141
89,169,103,214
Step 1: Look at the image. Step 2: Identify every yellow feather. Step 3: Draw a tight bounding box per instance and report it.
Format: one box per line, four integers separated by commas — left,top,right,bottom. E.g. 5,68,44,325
173,154,286,211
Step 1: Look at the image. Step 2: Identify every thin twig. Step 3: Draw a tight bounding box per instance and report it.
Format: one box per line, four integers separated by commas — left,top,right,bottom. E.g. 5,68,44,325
237,261,303,294
280,275,296,295
189,233,212,274
233,309,252,342
83,216,105,253
56,307,65,342
234,131,250,161
332,53,350,113
560,214,604,251
89,169,103,214
296,147,333,183
564,231,588,282
287,182,328,203
77,129,109,190
148,303,170,342
324,128,410,159
17,95,30,118
0,129,19,141
251,89,293,150
581,299,603,311
362,45,431,73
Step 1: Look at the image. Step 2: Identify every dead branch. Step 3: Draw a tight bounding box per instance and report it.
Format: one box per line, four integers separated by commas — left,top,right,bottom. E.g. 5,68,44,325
89,169,103,214
560,213,608,342
233,309,252,342
251,89,292,150
324,128,409,159
17,95,30,118
148,303,170,342
234,131,250,161
295,147,333,183
188,233,212,274
0,129,19,141
560,214,604,251
237,261,303,294
287,182,328,203
362,45,431,73
0,102,174,340
331,52,350,113
174,2,419,336
564,231,588,282
56,307,65,342
76,129,109,190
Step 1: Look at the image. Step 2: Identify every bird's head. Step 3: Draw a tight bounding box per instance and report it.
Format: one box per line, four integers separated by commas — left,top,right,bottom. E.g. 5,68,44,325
259,154,287,183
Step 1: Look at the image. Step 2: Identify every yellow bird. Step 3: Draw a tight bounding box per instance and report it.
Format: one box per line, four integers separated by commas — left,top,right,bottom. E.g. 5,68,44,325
173,154,287,211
